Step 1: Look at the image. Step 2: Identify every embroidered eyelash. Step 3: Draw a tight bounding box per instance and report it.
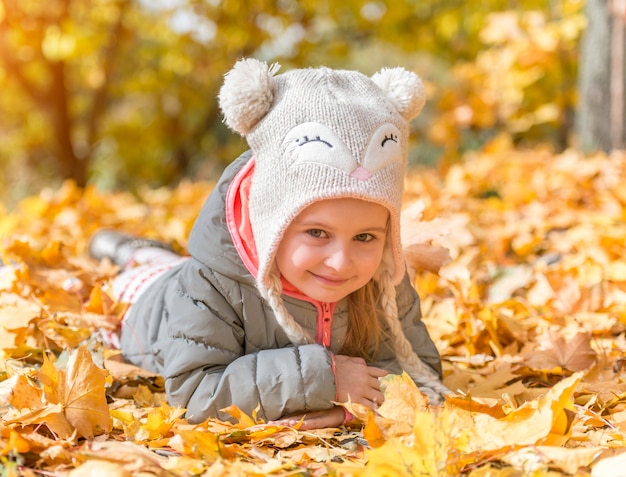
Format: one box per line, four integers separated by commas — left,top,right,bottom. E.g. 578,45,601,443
296,136,333,148
381,133,398,147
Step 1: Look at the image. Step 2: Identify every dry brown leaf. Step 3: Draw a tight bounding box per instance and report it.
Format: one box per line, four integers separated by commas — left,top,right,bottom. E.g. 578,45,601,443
523,328,597,372
501,445,603,475
71,441,170,477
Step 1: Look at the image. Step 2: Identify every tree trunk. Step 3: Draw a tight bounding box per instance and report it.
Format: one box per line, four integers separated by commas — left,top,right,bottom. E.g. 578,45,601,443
0,0,127,188
610,0,625,149
49,60,87,187
577,0,613,153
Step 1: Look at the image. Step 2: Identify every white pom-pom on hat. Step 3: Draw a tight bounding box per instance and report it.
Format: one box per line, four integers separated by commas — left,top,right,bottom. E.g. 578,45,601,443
371,67,426,121
218,58,281,135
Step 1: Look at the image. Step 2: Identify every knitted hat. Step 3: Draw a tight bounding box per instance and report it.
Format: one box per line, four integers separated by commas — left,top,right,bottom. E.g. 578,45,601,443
219,59,448,403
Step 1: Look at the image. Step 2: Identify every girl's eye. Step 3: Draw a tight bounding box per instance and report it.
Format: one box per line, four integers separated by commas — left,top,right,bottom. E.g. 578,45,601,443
354,233,374,242
307,229,327,238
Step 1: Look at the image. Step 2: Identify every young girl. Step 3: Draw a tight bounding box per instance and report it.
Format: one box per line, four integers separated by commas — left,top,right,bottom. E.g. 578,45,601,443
90,58,449,429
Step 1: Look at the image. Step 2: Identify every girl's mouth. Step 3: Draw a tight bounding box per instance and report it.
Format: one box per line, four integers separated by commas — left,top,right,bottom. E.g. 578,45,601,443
310,272,349,286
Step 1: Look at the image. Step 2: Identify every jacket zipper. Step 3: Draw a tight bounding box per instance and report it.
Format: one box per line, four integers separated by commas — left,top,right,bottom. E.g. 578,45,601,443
316,301,335,348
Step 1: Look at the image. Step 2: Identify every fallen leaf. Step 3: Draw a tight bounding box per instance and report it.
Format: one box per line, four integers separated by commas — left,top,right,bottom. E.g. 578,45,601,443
445,372,582,453
38,347,112,438
523,328,597,372
502,445,603,475
221,404,257,428
377,372,430,421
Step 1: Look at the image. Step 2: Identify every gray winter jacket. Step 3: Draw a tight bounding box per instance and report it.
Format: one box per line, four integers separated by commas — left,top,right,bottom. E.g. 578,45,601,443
120,151,442,423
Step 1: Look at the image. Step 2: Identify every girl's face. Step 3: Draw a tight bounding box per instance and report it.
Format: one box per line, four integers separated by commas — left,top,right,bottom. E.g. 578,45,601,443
275,198,389,303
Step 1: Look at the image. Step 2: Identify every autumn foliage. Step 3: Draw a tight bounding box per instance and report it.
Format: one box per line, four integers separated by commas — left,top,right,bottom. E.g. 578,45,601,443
0,1,584,203
2,147,626,475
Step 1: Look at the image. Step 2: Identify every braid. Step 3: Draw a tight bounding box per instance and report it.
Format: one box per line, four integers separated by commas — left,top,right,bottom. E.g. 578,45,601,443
262,273,314,345
378,271,451,404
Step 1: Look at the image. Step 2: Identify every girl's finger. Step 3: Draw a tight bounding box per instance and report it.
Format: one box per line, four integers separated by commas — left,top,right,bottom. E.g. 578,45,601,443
368,366,389,378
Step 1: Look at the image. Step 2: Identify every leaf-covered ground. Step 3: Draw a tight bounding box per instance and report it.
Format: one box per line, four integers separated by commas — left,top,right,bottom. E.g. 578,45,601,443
1,148,626,476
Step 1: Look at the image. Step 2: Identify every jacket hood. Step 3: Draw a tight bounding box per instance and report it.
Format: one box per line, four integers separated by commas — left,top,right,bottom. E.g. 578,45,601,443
187,150,257,286
187,150,326,307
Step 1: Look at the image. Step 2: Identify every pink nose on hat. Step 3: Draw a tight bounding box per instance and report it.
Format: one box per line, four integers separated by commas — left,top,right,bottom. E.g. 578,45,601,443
350,166,372,180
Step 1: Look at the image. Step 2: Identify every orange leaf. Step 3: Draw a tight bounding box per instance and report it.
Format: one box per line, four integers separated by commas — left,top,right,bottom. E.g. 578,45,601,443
38,347,112,438
38,353,61,404
362,411,385,448
1,429,31,455
444,395,507,419
169,429,229,460
5,374,44,411
446,372,582,452
221,404,256,428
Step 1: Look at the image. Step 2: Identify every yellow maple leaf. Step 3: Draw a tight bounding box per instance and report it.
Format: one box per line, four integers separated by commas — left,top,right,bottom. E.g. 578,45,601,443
377,372,430,421
140,402,186,441
37,347,112,438
169,429,229,460
363,415,450,477
221,404,257,428
110,408,141,438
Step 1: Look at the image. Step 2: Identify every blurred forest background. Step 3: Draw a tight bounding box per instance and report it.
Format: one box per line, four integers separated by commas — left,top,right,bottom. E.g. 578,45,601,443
0,0,622,207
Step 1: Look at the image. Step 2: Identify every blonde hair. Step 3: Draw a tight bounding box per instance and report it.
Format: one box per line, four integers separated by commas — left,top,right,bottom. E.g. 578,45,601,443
341,281,385,359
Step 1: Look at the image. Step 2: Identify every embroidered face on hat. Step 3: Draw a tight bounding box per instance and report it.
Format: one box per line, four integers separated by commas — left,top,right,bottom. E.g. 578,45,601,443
218,58,425,297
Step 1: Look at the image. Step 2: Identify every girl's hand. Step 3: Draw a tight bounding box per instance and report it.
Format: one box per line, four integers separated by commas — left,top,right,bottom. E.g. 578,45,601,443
269,406,346,430
334,354,388,409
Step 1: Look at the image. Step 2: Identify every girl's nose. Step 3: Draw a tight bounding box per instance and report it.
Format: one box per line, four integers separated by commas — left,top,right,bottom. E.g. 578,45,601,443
324,244,352,271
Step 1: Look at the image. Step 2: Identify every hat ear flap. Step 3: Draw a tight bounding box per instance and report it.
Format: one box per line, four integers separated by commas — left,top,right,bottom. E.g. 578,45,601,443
218,58,281,135
371,67,426,121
